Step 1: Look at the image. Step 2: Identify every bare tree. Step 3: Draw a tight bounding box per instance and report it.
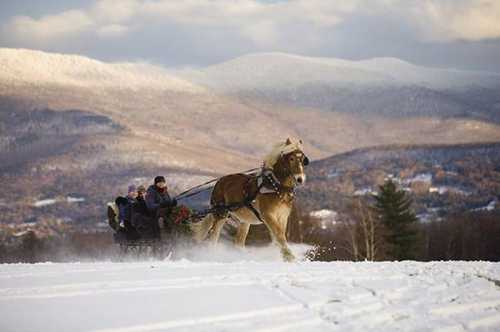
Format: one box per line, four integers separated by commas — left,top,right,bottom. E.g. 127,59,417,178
338,198,385,261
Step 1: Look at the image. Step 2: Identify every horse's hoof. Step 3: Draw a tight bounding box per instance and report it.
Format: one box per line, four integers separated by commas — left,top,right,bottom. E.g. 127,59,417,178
281,248,296,262
233,244,246,251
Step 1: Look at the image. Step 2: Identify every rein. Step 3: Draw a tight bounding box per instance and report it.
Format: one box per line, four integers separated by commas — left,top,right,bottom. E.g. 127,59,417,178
175,167,260,201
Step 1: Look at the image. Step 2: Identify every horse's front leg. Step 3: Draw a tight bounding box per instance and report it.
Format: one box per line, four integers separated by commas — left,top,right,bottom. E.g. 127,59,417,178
263,213,295,262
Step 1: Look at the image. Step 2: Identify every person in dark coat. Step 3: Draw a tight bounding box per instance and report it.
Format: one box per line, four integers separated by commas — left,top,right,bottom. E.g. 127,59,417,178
145,176,177,238
131,185,154,238
115,185,140,240
146,176,176,212
125,185,137,217
133,185,149,216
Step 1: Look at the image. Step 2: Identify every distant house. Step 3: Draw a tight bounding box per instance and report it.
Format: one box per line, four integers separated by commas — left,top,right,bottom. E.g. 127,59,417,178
309,209,339,229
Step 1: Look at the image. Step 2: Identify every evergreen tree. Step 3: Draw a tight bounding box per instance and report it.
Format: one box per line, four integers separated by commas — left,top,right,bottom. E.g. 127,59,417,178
373,179,418,260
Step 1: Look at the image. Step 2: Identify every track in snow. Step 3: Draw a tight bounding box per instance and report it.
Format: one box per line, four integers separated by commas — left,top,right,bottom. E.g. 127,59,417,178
1,259,500,332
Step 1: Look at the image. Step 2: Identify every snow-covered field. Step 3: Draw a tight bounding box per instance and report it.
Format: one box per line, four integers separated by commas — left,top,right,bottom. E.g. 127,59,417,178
1,253,500,332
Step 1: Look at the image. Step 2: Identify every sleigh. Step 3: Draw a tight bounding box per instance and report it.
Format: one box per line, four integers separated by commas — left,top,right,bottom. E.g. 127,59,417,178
107,203,195,260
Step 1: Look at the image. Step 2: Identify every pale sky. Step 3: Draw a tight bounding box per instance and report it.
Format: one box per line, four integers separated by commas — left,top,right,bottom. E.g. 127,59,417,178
1,0,499,72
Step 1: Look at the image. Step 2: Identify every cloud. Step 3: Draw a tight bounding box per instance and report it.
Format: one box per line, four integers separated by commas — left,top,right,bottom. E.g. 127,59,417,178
97,24,130,38
3,10,93,43
90,0,140,24
416,0,500,41
0,0,499,71
2,0,499,46
241,20,280,46
0,0,360,46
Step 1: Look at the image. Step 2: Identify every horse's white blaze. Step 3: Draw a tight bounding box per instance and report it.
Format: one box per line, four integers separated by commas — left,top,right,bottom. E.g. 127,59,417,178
294,163,306,185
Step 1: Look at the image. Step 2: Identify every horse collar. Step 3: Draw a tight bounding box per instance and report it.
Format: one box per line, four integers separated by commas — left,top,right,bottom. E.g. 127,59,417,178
259,168,296,196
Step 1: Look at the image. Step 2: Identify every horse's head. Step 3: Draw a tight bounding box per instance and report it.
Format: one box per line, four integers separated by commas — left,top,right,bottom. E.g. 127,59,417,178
273,138,309,186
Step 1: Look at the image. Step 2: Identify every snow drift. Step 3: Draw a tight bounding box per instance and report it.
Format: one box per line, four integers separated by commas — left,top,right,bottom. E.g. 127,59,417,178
1,258,499,332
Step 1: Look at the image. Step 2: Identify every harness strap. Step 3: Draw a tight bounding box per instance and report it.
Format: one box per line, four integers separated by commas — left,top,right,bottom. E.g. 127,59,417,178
245,203,265,223
242,175,266,223
260,168,296,196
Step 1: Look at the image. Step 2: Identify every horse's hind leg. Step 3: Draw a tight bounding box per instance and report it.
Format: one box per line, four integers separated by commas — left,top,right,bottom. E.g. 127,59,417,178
207,215,227,245
234,222,250,248
191,213,216,242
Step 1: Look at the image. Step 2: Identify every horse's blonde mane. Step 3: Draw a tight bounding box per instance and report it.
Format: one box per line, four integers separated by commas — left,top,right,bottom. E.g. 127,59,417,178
263,138,303,169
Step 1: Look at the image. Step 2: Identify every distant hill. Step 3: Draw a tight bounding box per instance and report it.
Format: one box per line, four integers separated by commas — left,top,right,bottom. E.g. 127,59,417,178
2,48,499,163
298,142,500,221
0,48,202,93
0,103,122,173
182,52,500,122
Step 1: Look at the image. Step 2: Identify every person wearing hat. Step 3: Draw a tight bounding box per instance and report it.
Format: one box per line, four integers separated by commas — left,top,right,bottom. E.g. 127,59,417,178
130,185,150,234
132,185,148,217
145,176,177,238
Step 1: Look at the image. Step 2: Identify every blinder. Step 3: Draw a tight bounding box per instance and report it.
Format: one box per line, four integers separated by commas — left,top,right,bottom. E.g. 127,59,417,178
303,155,309,166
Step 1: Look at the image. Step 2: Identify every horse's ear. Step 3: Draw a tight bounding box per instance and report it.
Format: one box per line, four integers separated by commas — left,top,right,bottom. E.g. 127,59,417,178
285,138,292,145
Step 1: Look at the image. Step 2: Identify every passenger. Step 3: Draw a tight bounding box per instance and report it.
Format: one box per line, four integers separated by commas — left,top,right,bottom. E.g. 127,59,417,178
113,196,128,242
131,185,153,238
115,196,128,227
107,200,120,231
146,176,177,212
116,185,140,240
134,185,148,216
146,176,177,237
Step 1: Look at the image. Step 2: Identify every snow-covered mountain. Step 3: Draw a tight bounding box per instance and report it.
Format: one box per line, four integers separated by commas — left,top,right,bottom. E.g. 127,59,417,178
0,48,203,93
2,48,499,166
0,48,499,171
0,48,311,173
184,52,500,91
181,52,500,120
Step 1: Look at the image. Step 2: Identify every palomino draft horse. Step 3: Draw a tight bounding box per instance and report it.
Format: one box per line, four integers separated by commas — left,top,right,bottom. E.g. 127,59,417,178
191,138,309,261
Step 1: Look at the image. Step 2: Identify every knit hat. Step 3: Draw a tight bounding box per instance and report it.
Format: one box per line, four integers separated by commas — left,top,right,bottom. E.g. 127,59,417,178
137,185,146,192
154,176,166,184
128,184,137,193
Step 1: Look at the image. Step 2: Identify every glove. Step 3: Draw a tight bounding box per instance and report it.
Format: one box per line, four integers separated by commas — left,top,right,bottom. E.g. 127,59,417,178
171,198,178,207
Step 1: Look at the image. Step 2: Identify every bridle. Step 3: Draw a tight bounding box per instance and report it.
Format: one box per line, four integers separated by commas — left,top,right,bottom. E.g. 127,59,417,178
261,150,309,195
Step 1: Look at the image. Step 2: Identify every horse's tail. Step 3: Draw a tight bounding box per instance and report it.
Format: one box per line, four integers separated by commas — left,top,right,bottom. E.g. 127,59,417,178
190,213,216,242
